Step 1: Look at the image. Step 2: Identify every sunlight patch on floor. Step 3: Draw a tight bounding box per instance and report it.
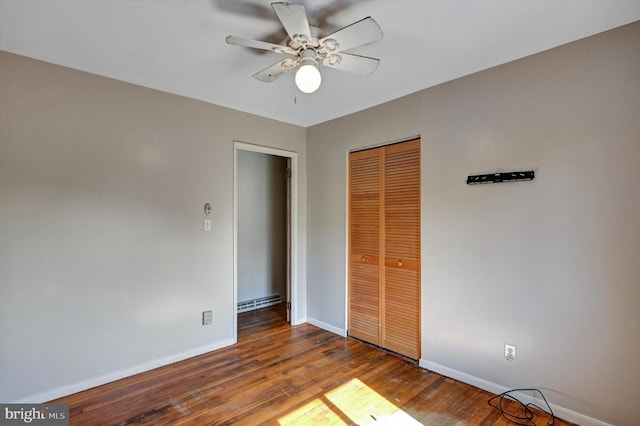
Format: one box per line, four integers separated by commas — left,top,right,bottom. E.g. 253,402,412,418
278,378,422,425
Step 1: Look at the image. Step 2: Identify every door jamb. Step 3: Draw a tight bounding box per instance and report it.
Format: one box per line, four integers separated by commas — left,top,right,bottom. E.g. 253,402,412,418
233,141,299,341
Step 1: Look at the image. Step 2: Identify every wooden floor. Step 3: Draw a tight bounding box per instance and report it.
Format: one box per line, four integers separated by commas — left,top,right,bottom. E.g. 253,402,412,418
52,305,573,425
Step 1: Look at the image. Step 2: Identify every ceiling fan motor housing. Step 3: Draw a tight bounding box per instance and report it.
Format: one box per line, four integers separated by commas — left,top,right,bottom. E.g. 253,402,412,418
299,48,318,67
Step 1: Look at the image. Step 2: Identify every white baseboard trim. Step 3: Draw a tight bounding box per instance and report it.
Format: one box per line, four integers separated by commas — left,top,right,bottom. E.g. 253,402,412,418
12,338,237,404
306,317,347,337
419,359,612,426
291,316,307,326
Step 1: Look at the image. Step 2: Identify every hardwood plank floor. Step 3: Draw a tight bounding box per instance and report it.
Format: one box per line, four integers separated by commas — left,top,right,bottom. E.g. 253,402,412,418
52,305,574,425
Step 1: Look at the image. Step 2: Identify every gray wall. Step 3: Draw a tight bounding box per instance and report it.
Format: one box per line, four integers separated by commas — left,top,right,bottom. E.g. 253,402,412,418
306,22,640,426
237,150,287,303
0,51,307,402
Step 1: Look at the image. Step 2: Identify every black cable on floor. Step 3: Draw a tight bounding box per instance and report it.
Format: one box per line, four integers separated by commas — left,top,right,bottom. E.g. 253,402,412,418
488,388,556,426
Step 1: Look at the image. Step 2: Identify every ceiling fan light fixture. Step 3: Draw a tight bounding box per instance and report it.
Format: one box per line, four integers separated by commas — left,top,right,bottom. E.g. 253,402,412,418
295,63,321,93
295,49,321,93
226,3,383,93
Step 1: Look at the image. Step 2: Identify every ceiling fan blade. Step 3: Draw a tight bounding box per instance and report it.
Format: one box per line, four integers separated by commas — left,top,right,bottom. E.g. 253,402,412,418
322,52,380,76
252,58,299,82
271,2,313,46
320,17,382,53
226,35,296,55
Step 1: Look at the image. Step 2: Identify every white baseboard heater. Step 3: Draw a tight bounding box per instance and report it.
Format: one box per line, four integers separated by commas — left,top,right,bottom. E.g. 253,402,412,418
237,294,282,313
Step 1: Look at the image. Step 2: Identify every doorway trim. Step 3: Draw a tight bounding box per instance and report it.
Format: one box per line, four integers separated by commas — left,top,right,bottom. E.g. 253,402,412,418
233,141,299,341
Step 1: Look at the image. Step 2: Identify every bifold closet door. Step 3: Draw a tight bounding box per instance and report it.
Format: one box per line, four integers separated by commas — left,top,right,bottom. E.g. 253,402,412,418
382,140,421,359
348,139,421,360
348,148,382,345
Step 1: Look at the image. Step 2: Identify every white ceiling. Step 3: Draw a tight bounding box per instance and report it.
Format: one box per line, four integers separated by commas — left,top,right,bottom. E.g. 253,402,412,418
1,0,639,127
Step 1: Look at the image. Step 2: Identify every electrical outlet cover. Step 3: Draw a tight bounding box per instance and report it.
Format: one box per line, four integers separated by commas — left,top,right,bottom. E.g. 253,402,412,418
202,310,213,325
505,344,516,361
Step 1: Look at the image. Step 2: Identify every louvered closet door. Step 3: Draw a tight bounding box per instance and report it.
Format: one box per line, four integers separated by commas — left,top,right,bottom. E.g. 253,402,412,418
382,140,421,359
348,139,421,360
348,148,382,345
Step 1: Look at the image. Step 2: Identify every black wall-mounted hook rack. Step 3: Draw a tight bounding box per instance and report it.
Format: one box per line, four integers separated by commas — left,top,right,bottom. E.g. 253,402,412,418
467,170,535,185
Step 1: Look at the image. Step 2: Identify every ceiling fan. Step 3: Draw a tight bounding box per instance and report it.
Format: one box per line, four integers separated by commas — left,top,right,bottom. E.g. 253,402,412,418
225,2,383,94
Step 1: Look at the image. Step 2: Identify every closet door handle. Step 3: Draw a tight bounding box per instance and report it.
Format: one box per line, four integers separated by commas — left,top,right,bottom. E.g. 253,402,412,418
361,256,367,262
397,260,403,267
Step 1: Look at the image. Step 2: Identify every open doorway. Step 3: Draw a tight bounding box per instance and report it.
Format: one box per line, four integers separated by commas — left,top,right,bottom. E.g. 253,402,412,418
233,142,297,341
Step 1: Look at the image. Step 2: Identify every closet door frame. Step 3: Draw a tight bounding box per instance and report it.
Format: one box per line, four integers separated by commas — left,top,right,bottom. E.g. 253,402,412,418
346,137,421,359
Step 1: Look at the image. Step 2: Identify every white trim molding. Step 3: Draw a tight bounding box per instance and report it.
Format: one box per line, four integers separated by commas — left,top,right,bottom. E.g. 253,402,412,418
233,141,301,333
419,359,613,426
13,339,236,404
307,317,347,337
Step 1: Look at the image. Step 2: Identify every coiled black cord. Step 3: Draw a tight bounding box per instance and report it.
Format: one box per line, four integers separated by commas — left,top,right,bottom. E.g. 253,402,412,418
488,388,556,425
